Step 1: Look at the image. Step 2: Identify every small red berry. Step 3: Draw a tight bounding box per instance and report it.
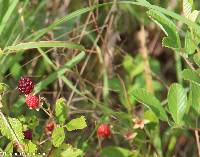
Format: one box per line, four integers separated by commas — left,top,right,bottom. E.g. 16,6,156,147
23,130,32,140
45,121,55,133
18,77,34,95
97,124,111,138
26,95,39,109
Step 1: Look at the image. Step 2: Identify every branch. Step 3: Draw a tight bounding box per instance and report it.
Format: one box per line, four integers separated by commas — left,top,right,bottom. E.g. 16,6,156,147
195,130,200,157
138,25,154,93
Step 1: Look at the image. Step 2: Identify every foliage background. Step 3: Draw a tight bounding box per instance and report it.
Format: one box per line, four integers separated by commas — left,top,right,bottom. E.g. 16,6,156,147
0,0,200,156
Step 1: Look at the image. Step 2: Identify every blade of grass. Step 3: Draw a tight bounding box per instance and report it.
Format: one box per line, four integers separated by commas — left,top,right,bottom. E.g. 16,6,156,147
0,0,19,36
5,41,85,52
0,0,9,22
34,51,86,94
37,48,83,96
24,1,200,42
25,7,99,41
4,0,30,47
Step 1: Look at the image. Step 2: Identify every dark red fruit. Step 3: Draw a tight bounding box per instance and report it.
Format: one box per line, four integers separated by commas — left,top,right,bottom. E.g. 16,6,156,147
45,121,55,133
23,130,32,140
97,124,111,138
26,95,39,109
18,77,34,95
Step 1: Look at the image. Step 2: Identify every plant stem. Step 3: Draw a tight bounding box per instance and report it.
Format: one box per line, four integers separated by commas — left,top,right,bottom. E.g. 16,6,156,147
41,106,52,118
195,130,200,157
175,52,182,84
138,25,154,93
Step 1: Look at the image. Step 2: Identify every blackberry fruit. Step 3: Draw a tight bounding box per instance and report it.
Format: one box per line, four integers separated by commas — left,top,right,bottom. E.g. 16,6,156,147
18,77,34,95
26,95,39,109
97,124,111,138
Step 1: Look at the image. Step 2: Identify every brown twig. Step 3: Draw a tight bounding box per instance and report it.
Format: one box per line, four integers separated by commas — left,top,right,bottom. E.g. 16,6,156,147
195,130,200,157
138,25,154,93
180,52,195,70
66,0,117,106
117,74,132,113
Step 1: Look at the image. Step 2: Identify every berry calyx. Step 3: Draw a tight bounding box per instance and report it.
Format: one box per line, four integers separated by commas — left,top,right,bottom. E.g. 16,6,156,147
26,95,39,109
97,124,111,138
18,77,34,95
23,130,32,140
13,141,25,151
45,121,55,133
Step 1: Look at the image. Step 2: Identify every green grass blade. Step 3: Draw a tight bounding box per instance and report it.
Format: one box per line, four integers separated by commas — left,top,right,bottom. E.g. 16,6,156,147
37,48,83,96
5,41,85,52
34,51,85,94
0,0,19,36
26,7,98,41
24,1,200,42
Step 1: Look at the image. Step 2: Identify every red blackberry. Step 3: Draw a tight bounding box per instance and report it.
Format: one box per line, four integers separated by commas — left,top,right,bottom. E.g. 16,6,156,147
97,124,111,138
46,121,55,132
26,95,39,109
45,121,56,134
18,77,34,95
23,130,32,140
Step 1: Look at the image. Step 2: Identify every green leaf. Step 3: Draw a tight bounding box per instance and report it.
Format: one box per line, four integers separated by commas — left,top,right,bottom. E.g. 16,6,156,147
8,118,24,142
0,83,8,94
0,116,24,142
193,53,200,67
183,0,193,18
100,146,138,157
55,98,68,125
136,0,150,5
167,83,187,124
183,0,199,22
6,41,85,52
190,83,200,114
65,116,87,131
182,69,200,85
0,48,3,55
124,0,200,32
144,110,159,123
4,142,13,157
52,127,65,147
184,31,196,54
61,145,83,157
147,9,181,49
129,88,168,121
188,10,199,22
24,141,37,153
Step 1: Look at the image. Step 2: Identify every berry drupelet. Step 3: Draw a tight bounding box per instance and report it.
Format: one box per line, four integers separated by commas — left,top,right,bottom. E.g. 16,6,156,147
18,77,34,95
97,124,111,138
